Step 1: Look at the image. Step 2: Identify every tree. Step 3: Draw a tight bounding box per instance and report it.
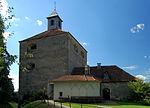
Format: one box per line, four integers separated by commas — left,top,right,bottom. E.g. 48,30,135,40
128,79,150,102
0,7,17,106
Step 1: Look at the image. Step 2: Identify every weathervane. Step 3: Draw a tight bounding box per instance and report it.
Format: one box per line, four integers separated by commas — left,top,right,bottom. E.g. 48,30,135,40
54,1,56,11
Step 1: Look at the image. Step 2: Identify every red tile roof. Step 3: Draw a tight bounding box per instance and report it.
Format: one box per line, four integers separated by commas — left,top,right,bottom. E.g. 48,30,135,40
51,75,98,82
71,65,136,82
19,29,68,42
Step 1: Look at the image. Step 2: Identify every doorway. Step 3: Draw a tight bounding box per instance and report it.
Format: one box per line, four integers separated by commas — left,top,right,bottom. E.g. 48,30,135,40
103,88,110,100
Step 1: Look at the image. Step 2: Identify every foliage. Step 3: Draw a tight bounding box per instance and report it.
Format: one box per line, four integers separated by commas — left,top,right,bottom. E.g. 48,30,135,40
21,91,48,106
0,6,17,105
12,91,19,103
141,96,150,106
128,79,150,104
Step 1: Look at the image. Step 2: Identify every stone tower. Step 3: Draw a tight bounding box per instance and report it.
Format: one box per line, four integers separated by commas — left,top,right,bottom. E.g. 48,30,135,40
19,8,87,100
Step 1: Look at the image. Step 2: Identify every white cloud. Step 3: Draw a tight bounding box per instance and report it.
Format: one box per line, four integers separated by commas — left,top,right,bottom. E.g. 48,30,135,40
144,56,148,59
137,24,144,30
136,75,147,80
14,23,19,27
123,65,136,70
2,32,10,42
0,0,8,17
9,73,19,91
25,16,29,20
37,20,42,26
130,24,144,33
82,42,88,46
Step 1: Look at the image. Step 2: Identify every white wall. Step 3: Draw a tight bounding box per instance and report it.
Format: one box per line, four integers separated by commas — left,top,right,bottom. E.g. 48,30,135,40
53,81,100,100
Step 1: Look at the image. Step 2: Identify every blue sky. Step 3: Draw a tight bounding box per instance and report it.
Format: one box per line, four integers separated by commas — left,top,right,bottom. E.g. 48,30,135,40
1,0,150,91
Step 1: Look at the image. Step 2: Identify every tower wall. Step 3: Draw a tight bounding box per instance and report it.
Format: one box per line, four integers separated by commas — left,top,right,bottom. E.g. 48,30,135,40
48,17,62,30
19,34,69,98
68,34,87,74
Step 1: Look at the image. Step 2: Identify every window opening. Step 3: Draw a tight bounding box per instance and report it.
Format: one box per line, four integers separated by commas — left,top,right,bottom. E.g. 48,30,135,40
74,44,78,53
51,20,54,25
26,63,35,70
59,92,63,97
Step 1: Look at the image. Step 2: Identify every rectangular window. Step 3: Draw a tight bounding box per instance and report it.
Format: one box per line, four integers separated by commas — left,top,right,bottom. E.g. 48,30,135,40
28,43,37,50
59,92,63,97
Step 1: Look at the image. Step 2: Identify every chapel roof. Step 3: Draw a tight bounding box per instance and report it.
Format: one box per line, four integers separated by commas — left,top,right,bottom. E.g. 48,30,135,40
51,75,98,82
71,65,136,82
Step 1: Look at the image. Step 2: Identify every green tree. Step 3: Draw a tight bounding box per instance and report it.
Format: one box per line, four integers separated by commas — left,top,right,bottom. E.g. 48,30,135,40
0,7,17,106
128,79,150,101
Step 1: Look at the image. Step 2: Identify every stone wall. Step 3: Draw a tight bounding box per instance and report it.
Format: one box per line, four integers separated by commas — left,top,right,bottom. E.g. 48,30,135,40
101,82,130,100
68,33,87,74
53,81,100,100
19,34,69,98
19,32,87,99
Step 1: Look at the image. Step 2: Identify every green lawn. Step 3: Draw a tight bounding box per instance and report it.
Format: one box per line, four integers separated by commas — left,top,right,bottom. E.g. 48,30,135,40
22,100,54,108
58,101,150,108
9,102,18,108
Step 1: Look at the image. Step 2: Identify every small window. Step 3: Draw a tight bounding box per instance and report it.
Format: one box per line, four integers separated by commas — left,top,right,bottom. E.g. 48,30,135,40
81,51,84,58
26,63,35,70
51,20,54,25
28,43,37,50
59,92,63,97
58,21,61,27
74,44,78,53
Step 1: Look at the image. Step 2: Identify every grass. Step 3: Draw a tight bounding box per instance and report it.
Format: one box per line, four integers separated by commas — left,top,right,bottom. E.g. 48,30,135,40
9,102,18,108
0,102,18,108
57,100,150,108
22,100,54,108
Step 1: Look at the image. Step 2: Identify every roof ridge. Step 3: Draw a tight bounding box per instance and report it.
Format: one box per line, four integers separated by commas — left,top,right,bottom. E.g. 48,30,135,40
19,29,68,42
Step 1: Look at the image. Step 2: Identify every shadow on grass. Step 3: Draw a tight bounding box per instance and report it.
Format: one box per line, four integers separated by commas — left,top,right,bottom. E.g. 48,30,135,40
0,103,14,108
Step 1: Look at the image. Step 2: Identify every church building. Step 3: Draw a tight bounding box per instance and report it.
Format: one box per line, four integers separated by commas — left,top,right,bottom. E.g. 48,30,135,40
19,7,135,101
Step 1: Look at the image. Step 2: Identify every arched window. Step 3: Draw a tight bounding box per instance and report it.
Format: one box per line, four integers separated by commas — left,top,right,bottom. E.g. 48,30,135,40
51,20,54,25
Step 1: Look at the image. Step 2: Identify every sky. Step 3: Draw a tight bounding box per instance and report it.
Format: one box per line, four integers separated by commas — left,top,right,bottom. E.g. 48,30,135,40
0,0,150,91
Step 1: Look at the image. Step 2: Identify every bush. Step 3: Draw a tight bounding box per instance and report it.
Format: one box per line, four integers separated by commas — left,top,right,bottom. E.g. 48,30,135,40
128,79,150,101
141,98,150,106
21,91,48,106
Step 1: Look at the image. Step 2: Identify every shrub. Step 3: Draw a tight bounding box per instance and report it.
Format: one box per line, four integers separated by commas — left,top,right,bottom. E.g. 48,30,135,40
128,79,150,101
21,91,48,106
